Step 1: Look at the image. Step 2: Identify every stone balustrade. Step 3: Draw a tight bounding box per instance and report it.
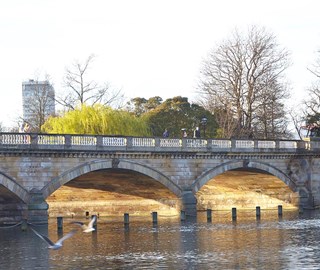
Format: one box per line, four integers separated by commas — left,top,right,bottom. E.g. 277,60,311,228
0,132,319,223
0,132,314,153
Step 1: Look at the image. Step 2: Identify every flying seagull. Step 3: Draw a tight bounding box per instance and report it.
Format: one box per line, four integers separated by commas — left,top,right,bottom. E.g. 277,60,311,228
71,215,97,233
30,227,77,250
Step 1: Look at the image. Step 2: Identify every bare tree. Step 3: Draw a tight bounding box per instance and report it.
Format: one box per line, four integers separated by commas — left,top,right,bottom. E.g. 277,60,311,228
289,106,306,140
57,54,123,111
254,77,291,139
198,97,237,138
22,75,55,132
298,52,320,137
307,50,320,78
198,26,291,139
303,50,320,115
303,80,320,123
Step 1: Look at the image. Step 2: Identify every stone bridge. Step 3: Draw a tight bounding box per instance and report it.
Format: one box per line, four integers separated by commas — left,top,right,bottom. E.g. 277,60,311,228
0,132,320,224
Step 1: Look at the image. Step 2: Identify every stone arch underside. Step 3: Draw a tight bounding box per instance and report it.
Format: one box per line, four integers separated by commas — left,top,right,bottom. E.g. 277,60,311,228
192,160,297,193
192,160,300,210
42,159,182,201
0,172,30,204
0,172,30,223
43,159,183,218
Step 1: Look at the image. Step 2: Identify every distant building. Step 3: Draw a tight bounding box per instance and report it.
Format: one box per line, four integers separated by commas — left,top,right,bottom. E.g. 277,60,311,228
22,79,55,128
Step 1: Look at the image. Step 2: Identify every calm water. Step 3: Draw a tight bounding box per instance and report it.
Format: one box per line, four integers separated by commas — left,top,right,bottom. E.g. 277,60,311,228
1,210,320,269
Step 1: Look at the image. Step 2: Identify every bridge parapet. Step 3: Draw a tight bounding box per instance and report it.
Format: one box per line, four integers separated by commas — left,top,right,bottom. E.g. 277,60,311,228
303,137,320,150
0,132,311,153
0,132,320,223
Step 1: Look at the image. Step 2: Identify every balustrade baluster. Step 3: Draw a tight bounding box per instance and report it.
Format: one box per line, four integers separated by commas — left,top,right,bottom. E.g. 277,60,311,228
0,132,310,152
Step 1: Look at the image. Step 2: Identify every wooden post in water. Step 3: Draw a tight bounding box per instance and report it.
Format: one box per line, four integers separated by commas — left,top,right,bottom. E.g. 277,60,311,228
207,209,212,222
278,205,283,217
57,216,63,231
180,210,186,221
123,213,129,229
152,212,158,225
256,206,261,220
232,208,237,221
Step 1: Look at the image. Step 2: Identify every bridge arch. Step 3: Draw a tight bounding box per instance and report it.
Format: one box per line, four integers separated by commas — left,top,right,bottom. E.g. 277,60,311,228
42,159,182,199
0,172,30,203
191,160,297,194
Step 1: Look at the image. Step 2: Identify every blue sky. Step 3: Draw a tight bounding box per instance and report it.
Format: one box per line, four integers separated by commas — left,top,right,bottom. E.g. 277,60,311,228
1,0,319,128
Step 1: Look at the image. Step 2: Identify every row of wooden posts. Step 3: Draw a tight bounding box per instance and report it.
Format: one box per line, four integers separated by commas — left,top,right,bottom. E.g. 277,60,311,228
56,205,284,230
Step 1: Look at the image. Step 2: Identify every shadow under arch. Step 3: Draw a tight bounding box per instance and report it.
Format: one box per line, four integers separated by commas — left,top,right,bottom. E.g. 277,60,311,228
191,160,297,194
0,172,30,203
42,159,183,199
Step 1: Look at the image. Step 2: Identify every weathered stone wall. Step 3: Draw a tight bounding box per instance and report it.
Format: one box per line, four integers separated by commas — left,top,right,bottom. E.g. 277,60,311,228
0,151,318,223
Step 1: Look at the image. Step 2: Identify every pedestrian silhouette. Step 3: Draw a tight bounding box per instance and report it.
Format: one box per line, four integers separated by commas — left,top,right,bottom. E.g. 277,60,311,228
163,129,169,138
194,127,200,138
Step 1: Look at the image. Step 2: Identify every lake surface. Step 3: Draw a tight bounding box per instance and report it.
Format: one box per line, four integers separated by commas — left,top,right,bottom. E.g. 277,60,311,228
1,210,320,269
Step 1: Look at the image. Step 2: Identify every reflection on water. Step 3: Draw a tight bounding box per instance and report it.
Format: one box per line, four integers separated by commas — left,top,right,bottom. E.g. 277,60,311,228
1,210,320,269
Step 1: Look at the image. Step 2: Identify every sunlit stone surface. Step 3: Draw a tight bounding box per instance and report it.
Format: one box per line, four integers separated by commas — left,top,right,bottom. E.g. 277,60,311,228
47,169,181,217
196,169,299,210
46,168,298,218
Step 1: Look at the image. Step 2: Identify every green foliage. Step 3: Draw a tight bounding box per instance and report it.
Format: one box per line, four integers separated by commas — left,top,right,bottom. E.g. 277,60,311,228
306,113,320,126
41,104,152,136
142,96,218,138
127,96,163,116
127,97,148,116
305,113,320,137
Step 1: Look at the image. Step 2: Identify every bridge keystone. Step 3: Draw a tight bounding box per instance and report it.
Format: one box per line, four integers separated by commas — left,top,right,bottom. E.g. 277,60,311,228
112,158,120,168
